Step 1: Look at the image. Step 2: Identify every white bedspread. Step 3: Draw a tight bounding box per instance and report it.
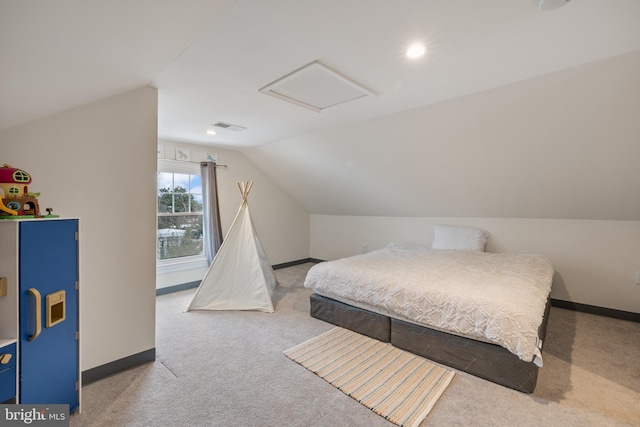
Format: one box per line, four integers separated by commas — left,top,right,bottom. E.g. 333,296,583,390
304,243,554,365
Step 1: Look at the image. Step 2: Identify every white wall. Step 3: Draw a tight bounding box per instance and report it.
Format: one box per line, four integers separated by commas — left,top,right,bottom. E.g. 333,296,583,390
0,87,158,371
310,215,640,314
157,139,310,289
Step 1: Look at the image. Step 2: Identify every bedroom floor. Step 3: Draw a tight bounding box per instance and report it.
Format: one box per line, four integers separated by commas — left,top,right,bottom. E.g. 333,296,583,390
71,263,640,427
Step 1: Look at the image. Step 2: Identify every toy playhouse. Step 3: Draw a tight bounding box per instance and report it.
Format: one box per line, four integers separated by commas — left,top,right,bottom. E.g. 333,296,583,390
0,164,51,218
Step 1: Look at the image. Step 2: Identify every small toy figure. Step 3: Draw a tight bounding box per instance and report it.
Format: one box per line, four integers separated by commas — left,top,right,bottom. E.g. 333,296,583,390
0,164,55,218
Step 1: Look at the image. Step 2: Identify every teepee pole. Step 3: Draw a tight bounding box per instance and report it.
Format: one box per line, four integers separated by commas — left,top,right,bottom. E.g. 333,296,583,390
238,181,253,206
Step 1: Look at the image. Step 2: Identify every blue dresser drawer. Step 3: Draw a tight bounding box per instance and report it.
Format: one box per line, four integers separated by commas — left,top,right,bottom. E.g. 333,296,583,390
0,342,17,403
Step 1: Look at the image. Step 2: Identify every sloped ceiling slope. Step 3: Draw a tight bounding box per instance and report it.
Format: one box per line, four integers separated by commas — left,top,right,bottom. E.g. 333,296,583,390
0,0,236,130
244,51,640,221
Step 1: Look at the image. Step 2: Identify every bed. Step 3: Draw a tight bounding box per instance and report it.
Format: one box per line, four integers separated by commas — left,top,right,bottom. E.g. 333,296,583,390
303,231,554,393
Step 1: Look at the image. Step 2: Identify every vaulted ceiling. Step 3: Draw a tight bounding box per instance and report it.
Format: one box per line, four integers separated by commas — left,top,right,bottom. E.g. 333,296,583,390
2,0,639,220
2,1,639,144
153,0,640,148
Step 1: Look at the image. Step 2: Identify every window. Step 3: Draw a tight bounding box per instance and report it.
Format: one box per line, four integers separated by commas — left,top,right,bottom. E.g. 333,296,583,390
12,170,30,182
157,160,204,262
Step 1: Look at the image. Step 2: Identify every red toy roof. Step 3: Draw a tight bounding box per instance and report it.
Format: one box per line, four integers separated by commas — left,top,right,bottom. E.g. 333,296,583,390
0,164,32,185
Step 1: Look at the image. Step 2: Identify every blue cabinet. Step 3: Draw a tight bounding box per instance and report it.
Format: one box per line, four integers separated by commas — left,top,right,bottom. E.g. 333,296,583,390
0,342,16,403
0,219,80,412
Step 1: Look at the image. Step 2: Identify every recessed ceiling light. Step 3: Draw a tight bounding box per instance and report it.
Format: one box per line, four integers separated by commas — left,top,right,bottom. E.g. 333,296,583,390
206,129,216,135
406,44,426,59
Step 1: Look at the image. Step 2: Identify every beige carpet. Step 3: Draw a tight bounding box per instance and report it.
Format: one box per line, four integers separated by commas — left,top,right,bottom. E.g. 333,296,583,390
70,263,640,427
284,327,454,427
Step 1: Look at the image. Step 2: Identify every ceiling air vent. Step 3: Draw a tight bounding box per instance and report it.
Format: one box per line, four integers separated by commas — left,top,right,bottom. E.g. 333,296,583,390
213,122,247,132
259,60,376,113
538,0,570,10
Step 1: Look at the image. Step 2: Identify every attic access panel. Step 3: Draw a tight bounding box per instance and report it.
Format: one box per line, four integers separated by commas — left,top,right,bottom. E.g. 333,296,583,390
259,61,376,112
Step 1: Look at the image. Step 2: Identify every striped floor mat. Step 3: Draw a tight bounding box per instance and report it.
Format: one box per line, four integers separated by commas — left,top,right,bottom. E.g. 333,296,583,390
284,327,455,427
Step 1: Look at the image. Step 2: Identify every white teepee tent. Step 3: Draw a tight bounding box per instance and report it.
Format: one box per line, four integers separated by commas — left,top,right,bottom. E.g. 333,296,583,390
186,181,277,313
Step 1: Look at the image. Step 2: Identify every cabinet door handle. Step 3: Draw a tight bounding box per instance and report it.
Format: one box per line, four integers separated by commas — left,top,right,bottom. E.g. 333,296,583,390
28,288,42,342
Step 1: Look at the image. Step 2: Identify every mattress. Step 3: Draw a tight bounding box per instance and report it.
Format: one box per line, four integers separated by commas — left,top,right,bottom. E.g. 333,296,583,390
304,243,554,365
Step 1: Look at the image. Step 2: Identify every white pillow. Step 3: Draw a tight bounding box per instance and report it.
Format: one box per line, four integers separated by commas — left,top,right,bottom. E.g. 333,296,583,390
432,224,490,251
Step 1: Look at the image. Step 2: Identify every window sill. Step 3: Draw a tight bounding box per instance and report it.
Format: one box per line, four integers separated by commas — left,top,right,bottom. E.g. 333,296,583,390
156,256,208,275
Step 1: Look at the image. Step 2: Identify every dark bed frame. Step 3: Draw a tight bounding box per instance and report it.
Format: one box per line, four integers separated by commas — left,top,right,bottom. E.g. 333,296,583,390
310,293,551,393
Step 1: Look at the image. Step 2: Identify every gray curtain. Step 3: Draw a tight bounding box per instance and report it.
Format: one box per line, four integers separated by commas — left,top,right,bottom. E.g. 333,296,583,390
200,161,223,264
